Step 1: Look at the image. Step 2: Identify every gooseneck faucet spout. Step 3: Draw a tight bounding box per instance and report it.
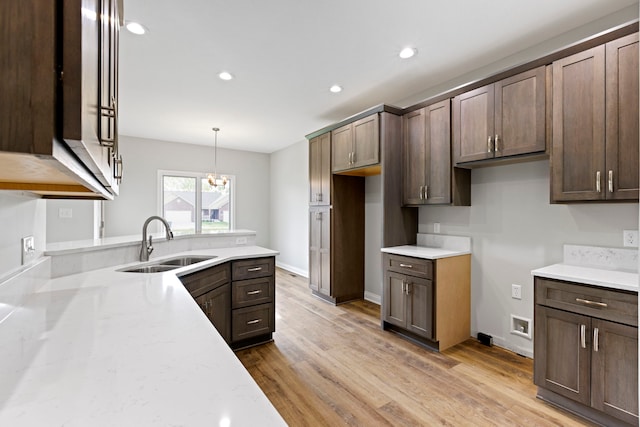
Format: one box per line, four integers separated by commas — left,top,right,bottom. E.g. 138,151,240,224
140,216,174,261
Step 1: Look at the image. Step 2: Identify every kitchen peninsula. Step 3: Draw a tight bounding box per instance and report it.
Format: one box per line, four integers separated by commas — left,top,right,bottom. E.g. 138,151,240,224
0,233,286,426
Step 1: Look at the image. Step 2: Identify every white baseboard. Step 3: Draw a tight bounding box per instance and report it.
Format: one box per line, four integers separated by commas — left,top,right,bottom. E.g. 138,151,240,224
275,261,308,278
364,291,381,305
474,332,533,359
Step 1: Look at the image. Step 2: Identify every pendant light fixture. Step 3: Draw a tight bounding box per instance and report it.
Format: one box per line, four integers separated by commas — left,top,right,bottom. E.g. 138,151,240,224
207,127,228,188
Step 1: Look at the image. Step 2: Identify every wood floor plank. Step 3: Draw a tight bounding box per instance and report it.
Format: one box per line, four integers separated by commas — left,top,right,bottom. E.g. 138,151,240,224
235,269,595,426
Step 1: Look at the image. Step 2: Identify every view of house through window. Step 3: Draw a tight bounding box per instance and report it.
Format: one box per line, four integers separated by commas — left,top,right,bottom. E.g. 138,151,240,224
160,172,232,235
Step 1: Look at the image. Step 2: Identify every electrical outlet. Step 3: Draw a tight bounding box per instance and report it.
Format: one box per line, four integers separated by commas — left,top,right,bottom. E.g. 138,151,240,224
623,230,638,248
433,223,440,234
21,236,35,265
58,208,73,218
236,236,247,245
511,284,522,300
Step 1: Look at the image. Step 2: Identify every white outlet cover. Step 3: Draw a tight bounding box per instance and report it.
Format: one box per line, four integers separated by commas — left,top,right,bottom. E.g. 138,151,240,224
623,230,639,248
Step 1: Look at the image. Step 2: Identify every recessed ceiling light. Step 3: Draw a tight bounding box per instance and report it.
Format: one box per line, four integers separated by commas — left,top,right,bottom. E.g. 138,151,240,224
329,85,342,93
218,71,234,81
399,47,417,59
125,21,147,35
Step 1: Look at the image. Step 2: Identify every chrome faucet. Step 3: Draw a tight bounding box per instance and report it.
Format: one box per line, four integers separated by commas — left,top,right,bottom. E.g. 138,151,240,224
140,216,174,261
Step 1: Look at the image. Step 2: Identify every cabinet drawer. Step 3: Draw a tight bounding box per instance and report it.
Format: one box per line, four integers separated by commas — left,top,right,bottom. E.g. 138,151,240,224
232,304,274,341
232,276,274,308
535,277,638,326
232,257,275,281
179,263,230,297
384,254,433,279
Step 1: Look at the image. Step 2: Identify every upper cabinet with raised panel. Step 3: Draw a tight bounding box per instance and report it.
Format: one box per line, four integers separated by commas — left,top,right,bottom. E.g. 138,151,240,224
0,0,123,199
403,100,470,206
453,66,547,166
332,114,380,174
551,32,639,202
309,132,331,205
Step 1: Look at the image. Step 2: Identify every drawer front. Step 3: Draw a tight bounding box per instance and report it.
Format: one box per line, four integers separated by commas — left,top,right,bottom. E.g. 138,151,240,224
232,257,275,281
384,253,433,279
179,263,230,297
535,277,638,326
232,303,274,341
232,276,274,309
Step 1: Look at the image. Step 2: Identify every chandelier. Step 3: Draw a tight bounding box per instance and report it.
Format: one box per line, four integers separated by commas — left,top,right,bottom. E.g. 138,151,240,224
207,127,228,188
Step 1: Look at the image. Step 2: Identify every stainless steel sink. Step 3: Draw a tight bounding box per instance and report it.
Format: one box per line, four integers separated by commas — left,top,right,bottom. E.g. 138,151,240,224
118,255,218,273
160,255,218,266
120,265,180,273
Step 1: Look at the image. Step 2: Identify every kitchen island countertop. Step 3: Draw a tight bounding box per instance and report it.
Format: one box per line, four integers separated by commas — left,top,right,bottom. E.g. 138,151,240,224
0,246,286,426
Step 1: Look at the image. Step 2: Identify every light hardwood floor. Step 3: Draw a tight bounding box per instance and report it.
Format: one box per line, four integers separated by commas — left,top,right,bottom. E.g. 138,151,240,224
236,269,593,426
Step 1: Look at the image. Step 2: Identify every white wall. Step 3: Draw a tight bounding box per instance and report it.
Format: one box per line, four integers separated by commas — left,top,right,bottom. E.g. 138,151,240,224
269,140,309,276
419,160,639,356
0,192,46,278
105,135,271,247
46,200,98,243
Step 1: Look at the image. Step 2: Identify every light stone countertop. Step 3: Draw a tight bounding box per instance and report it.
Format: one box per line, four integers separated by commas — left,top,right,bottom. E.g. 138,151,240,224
0,246,286,426
531,263,638,293
381,245,470,260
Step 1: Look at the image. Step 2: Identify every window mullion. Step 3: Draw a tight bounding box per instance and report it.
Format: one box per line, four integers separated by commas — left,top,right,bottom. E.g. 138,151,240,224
195,176,202,234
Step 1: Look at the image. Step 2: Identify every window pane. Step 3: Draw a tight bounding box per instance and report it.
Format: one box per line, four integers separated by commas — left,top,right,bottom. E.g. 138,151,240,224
163,176,196,235
201,177,231,232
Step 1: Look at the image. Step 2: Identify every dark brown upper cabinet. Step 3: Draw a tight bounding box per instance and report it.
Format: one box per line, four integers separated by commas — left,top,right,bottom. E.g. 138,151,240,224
403,100,470,206
453,66,547,167
0,0,122,199
332,114,380,174
551,33,638,202
309,132,331,205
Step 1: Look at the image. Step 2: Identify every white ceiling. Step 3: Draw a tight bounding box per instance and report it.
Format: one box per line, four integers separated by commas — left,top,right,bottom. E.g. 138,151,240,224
119,0,638,153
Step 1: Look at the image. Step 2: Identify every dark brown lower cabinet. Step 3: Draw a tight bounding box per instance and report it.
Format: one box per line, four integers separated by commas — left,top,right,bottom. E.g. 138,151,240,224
194,284,231,343
179,256,276,350
534,277,638,426
382,253,470,351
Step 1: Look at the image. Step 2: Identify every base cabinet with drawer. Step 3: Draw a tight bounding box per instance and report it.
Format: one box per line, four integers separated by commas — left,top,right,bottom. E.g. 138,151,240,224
179,256,276,350
534,277,638,426
382,253,470,351
230,257,276,349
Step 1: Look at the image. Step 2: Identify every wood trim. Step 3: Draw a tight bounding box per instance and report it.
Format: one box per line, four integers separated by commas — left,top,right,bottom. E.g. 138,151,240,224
306,104,403,140
434,255,471,351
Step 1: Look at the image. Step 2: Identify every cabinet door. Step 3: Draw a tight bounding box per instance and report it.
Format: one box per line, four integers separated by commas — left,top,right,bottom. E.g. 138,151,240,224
308,209,321,292
406,276,434,339
453,84,495,164
62,0,118,193
403,108,427,205
551,46,606,202
605,33,639,201
196,284,231,343
494,66,546,158
383,271,407,328
591,319,638,425
534,306,591,406
319,207,331,296
309,133,331,205
309,208,331,296
425,100,451,205
352,114,379,169
332,123,352,172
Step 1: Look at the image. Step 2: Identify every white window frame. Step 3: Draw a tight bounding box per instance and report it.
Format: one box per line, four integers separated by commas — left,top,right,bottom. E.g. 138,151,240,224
157,169,236,234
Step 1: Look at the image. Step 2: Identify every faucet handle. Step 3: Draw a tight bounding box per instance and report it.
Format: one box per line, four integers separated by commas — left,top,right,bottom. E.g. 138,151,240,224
148,235,154,255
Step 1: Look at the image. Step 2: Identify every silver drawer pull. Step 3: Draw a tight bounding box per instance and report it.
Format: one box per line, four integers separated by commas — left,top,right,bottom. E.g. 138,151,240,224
247,319,262,325
576,298,608,308
247,267,263,272
247,290,262,295
399,263,413,268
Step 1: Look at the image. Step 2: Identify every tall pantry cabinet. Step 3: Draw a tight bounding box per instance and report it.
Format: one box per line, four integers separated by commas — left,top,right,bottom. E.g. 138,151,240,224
307,106,417,304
